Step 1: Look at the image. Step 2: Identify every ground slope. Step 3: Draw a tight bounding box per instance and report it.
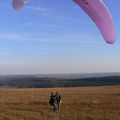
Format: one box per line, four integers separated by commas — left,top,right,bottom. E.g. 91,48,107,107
0,86,120,120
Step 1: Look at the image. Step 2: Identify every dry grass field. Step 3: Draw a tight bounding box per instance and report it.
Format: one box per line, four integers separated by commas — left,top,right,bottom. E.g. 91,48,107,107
0,86,120,120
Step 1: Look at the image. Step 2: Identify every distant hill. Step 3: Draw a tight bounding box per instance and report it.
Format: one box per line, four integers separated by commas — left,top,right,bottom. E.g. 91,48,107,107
0,73,120,88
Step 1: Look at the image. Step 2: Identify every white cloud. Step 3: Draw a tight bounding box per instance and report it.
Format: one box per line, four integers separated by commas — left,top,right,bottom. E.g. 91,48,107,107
26,5,54,13
0,33,26,41
41,23,62,28
24,22,62,28
0,32,100,44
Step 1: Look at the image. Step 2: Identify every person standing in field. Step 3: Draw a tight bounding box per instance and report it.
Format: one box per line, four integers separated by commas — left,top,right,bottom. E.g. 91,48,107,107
55,91,61,111
49,92,54,106
49,91,61,112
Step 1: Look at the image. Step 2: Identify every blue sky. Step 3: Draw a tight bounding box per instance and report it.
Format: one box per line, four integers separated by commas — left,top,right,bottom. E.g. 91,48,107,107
0,0,120,74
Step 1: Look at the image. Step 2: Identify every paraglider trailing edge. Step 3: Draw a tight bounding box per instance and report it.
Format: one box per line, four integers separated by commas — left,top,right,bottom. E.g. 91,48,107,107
12,0,116,44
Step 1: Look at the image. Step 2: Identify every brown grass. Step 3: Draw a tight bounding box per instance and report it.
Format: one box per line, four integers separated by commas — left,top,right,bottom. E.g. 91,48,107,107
0,86,120,120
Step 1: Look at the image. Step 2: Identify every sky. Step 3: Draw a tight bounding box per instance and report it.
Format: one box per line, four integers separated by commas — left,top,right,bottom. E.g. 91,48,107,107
0,0,120,75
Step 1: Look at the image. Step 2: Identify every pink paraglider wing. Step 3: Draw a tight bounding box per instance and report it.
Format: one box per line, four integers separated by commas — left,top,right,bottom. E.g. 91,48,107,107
73,0,115,44
12,0,29,10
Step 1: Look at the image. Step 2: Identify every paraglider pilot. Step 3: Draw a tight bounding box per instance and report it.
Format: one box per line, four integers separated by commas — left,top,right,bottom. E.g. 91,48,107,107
49,91,61,112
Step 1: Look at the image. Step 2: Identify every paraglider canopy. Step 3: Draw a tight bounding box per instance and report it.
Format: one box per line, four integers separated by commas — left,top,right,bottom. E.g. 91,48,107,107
73,0,115,44
12,0,29,10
